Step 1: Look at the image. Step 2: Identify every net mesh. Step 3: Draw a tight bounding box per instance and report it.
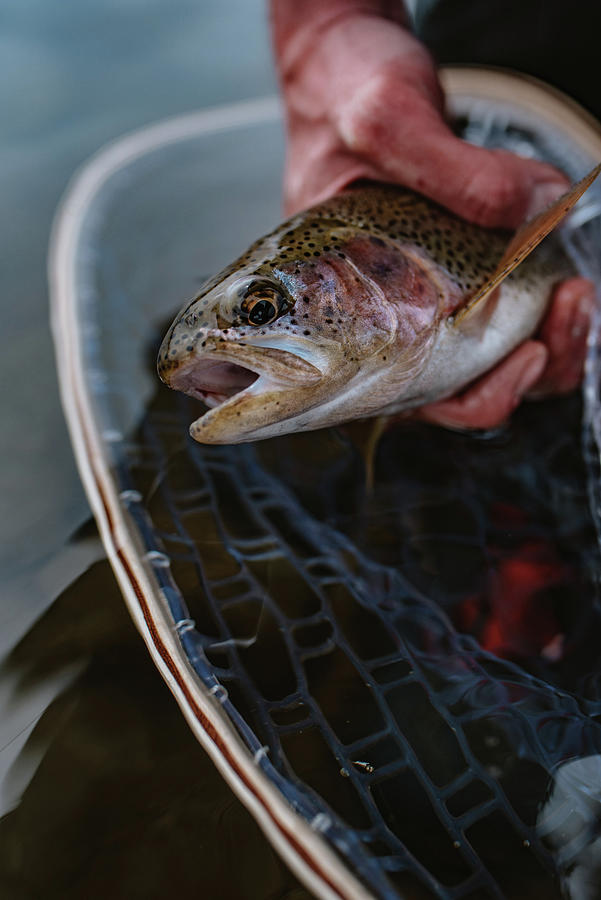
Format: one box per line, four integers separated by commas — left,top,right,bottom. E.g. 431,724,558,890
114,378,601,900
109,114,601,899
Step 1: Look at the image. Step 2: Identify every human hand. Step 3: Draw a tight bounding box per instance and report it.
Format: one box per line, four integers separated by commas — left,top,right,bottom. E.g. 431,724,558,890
271,3,595,427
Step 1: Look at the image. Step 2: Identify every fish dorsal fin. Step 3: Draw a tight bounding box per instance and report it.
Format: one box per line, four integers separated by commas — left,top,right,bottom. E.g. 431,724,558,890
454,163,601,325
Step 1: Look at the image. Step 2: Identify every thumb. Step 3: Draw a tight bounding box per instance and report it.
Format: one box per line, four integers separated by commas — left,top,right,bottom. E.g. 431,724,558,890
409,133,569,228
341,83,568,228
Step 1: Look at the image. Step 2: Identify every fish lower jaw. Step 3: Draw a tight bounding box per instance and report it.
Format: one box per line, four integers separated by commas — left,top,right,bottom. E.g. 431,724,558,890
191,377,265,417
194,365,396,443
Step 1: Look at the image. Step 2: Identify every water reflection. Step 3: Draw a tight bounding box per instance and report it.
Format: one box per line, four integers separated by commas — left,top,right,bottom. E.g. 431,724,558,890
0,554,308,900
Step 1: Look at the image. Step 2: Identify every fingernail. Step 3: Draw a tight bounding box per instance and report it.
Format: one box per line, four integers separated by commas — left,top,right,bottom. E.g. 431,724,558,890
514,349,547,399
526,180,569,218
572,290,596,339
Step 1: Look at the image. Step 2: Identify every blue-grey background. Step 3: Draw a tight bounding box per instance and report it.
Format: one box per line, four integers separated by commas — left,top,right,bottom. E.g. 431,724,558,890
0,0,280,822
1,0,276,634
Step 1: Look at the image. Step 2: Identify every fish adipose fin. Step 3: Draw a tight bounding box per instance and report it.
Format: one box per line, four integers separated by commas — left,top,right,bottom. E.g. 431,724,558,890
454,162,601,325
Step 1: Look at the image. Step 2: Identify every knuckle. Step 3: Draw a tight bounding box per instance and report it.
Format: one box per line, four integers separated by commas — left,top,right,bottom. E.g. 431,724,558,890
339,78,389,153
339,68,413,154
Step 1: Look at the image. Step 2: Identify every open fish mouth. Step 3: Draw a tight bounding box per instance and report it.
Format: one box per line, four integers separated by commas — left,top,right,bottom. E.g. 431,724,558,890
169,359,260,409
160,342,328,442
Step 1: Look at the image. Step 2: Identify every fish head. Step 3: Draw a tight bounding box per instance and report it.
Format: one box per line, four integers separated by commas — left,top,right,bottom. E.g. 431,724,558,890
158,213,404,443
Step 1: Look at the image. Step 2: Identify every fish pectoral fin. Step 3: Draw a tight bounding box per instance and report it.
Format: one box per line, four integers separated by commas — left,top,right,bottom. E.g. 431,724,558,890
453,162,601,326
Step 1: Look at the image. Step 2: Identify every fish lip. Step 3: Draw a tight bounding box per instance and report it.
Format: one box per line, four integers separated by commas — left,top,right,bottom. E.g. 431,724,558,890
165,339,324,387
164,339,325,422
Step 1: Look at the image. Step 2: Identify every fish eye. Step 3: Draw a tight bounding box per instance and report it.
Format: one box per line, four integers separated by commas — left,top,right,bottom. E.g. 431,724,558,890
241,287,285,326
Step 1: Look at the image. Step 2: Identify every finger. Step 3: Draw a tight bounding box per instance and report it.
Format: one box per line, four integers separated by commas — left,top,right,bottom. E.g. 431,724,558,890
339,70,568,228
527,277,595,397
415,341,548,429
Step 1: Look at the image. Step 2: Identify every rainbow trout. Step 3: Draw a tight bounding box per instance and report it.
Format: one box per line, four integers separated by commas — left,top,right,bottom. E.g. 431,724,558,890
158,167,598,444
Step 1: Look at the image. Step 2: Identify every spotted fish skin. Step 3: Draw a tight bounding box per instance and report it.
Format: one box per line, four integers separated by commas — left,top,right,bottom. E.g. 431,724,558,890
157,184,567,444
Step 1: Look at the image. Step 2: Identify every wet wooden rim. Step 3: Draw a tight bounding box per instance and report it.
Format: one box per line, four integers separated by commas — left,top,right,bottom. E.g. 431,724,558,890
49,71,601,900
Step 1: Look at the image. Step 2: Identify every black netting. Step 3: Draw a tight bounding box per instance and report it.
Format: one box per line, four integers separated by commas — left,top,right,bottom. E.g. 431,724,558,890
79,105,601,899
115,373,601,899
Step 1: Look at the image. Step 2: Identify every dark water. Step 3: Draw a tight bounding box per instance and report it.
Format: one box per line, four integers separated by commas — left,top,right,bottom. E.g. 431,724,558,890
4,363,601,900
58,357,600,900
258,396,601,697
4,382,601,899
0,549,309,900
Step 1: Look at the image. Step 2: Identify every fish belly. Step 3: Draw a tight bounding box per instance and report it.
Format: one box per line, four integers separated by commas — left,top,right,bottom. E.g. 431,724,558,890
381,273,554,413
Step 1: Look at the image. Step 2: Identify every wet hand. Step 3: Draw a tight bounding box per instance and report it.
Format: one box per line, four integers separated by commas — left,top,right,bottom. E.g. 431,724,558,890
273,6,593,428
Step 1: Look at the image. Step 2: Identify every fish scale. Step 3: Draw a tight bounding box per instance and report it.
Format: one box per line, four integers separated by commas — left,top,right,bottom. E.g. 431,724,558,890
158,189,503,370
290,187,505,293
224,189,505,296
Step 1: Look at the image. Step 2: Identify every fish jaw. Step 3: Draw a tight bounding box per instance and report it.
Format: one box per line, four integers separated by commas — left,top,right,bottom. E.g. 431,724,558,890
161,334,359,444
